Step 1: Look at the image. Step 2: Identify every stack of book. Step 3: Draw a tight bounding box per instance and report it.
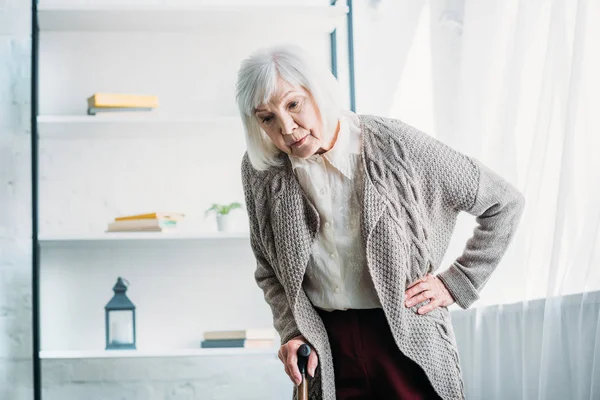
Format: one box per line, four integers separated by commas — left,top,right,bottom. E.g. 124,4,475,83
87,93,158,116
106,212,185,233
201,328,277,349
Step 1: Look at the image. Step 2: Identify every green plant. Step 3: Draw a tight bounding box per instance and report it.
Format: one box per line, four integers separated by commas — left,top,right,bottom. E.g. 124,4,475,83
205,202,242,217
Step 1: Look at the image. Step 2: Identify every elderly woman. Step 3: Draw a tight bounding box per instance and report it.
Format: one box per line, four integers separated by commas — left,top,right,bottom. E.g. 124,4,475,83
236,44,524,400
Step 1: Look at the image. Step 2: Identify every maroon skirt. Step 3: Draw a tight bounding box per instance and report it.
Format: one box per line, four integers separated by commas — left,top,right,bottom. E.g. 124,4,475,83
316,308,442,400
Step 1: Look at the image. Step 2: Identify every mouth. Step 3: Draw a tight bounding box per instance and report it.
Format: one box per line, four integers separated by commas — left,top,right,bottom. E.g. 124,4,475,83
290,135,309,147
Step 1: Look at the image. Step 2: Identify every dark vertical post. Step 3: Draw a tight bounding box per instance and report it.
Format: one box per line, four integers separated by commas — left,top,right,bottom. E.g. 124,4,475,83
330,0,338,78
31,0,42,399
347,0,356,112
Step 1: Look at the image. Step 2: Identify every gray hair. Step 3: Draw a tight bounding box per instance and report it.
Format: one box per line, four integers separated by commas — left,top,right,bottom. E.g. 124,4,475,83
236,44,343,171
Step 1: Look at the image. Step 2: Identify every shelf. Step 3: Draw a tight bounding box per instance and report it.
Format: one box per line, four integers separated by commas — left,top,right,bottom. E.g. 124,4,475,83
39,231,250,248
37,3,348,33
40,347,278,359
37,114,243,139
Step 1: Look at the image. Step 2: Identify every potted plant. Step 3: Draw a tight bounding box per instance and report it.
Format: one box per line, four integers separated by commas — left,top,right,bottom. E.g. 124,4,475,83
205,202,242,232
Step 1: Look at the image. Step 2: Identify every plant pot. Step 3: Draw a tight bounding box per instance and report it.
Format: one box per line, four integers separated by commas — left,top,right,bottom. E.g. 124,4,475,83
216,214,232,232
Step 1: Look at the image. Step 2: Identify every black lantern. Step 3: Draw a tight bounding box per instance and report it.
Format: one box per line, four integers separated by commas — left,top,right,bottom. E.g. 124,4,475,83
105,277,136,350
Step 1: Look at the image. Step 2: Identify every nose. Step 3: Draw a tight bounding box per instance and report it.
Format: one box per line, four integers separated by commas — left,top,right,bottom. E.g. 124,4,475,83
280,114,298,136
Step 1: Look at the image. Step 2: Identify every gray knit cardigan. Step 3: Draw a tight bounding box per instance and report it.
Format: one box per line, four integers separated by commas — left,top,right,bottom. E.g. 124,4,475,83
241,114,525,400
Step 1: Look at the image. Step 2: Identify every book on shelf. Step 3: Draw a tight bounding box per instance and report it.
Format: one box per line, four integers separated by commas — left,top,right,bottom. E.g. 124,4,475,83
200,339,276,349
106,212,185,233
87,107,155,116
115,212,185,222
106,219,178,232
87,93,159,116
88,93,159,109
203,328,276,341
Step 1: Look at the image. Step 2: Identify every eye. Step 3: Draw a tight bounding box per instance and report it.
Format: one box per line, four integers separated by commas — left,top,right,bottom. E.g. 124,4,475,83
289,100,300,110
261,115,273,124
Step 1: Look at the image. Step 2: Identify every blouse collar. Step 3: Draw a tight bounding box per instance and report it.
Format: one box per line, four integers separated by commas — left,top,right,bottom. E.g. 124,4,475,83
288,110,361,179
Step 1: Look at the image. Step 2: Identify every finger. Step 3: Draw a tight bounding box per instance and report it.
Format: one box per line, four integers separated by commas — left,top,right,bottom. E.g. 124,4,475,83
285,368,297,386
406,276,427,290
286,347,301,385
283,362,292,381
278,346,287,363
307,351,319,377
405,281,430,300
405,290,434,307
280,347,294,383
418,299,442,314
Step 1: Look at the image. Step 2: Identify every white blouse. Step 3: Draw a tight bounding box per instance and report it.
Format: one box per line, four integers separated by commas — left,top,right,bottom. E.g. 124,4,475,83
288,110,382,311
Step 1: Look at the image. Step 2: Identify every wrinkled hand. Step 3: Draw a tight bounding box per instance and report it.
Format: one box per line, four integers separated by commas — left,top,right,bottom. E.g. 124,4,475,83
405,273,455,314
278,335,318,386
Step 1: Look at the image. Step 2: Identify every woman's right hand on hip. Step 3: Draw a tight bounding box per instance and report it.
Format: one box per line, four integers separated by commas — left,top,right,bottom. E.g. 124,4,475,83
278,335,319,385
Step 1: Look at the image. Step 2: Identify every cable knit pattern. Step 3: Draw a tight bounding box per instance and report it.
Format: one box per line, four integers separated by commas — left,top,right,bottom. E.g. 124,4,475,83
241,114,525,400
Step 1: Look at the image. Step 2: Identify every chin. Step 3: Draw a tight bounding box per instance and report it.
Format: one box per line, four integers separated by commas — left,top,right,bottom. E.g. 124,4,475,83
298,147,319,159
290,141,319,159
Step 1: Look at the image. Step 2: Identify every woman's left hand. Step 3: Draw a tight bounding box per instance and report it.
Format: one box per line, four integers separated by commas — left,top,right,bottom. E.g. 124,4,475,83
405,273,455,314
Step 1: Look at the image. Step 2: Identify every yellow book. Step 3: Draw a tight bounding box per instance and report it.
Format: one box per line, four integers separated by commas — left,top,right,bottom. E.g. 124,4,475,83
115,212,185,222
87,93,159,109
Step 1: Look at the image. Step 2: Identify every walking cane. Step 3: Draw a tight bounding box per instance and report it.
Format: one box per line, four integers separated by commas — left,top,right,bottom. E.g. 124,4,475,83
297,344,311,400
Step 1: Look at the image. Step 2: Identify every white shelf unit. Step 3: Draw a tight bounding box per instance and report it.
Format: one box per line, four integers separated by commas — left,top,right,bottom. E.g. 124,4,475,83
40,231,250,242
37,114,243,138
40,347,278,359
39,231,250,248
37,3,348,33
37,0,348,358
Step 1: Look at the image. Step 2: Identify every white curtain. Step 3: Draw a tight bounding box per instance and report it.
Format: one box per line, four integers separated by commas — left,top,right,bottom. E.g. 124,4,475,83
354,0,600,398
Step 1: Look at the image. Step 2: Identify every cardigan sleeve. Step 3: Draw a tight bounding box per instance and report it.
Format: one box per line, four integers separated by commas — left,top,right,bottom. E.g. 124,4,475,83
241,154,302,345
436,157,525,309
393,120,526,309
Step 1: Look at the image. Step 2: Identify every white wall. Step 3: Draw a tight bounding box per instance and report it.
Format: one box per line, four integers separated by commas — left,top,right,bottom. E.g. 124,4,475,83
0,0,34,399
0,0,346,398
40,240,273,351
37,0,339,353
32,0,342,398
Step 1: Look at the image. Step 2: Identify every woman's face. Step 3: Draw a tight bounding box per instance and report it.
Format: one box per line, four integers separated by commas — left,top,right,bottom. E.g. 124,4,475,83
254,79,334,159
